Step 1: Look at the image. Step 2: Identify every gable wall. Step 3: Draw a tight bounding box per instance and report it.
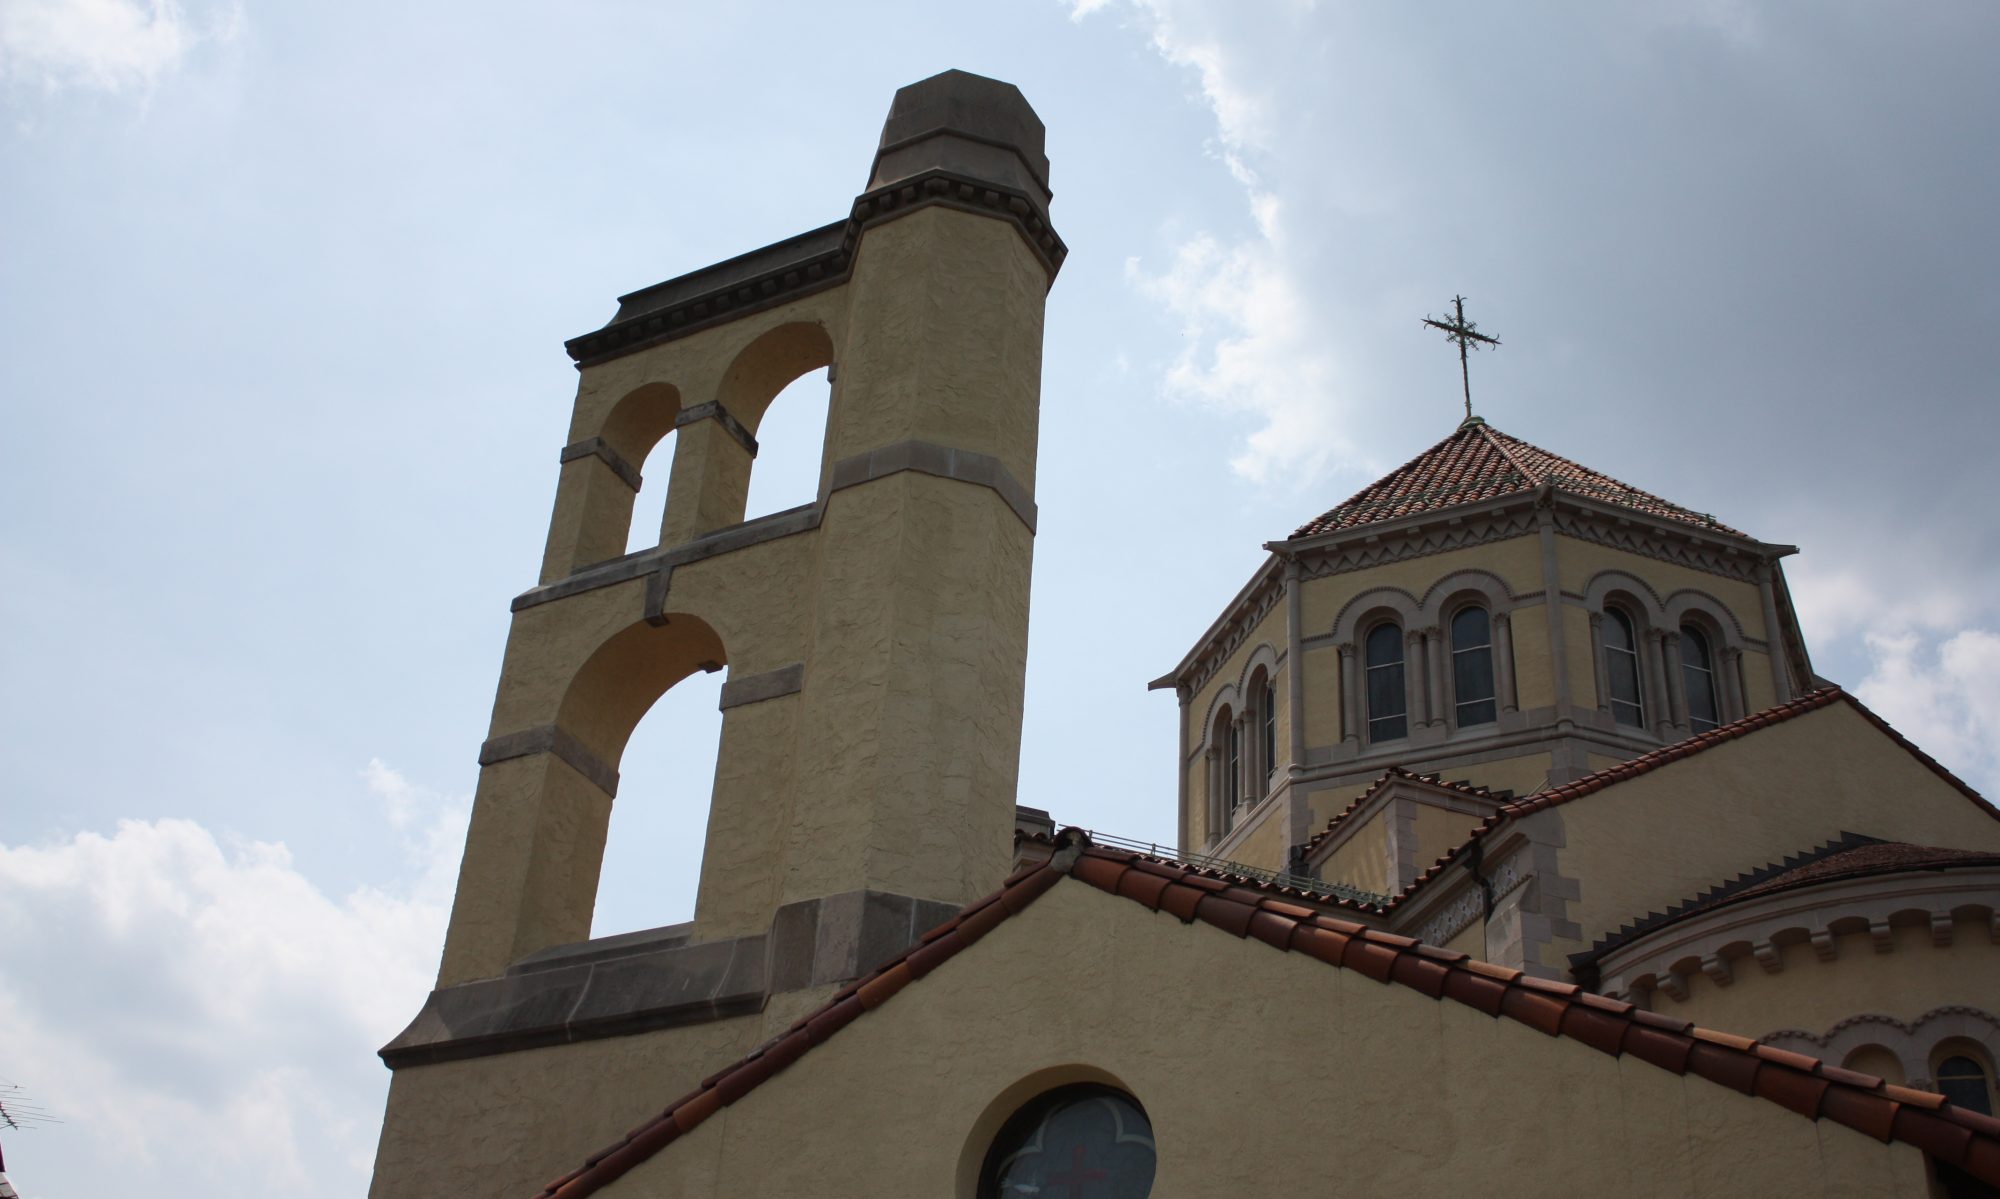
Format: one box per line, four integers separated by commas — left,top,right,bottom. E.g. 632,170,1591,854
1546,703,2000,969
600,879,1929,1198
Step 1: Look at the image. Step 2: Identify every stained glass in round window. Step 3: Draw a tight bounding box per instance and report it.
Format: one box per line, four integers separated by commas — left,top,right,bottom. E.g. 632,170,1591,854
979,1084,1156,1198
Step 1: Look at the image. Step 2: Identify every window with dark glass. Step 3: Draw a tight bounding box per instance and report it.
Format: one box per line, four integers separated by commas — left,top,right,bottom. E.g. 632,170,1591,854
1680,624,1720,733
1604,609,1645,728
1365,623,1408,742
1261,678,1277,783
1939,1055,1995,1117
981,1084,1156,1199
1450,606,1497,728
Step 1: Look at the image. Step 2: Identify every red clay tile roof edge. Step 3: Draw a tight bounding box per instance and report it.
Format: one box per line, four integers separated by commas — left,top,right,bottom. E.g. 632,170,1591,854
530,829,2000,1197
1392,687,2000,904
1304,766,1509,857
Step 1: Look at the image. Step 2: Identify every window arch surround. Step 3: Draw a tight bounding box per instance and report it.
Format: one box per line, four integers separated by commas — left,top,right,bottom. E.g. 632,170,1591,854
1329,575,1520,741
955,1066,1147,1199
1583,571,1753,735
1363,620,1409,744
977,1083,1156,1199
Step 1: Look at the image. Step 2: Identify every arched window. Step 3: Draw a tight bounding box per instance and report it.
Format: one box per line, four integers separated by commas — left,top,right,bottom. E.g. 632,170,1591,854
1208,706,1234,839
1261,675,1278,785
980,1084,1156,1199
1365,623,1408,742
1680,624,1720,733
1450,606,1497,728
1604,608,1645,728
1939,1055,1995,1117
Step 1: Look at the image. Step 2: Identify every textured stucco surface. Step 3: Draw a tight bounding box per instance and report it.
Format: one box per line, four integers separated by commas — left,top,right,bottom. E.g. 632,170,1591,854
369,985,837,1199
591,880,1930,1198
1549,702,2000,966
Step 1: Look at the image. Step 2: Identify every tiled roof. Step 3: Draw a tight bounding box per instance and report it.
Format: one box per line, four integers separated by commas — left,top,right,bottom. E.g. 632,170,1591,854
1303,767,1510,858
531,834,2000,1197
1574,835,2000,972
1395,688,2000,903
1290,421,1743,539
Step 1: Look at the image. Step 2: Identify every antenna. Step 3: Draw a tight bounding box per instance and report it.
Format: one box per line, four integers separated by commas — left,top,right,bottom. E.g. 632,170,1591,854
0,1082,58,1133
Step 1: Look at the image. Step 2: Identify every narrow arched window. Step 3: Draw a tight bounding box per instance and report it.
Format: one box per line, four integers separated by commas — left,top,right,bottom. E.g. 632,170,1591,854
1451,606,1497,728
1939,1055,1995,1117
1365,623,1408,742
1604,609,1645,728
1680,624,1720,733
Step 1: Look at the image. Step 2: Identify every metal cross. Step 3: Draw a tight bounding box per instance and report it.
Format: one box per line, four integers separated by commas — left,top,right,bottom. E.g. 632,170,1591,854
1422,295,1500,423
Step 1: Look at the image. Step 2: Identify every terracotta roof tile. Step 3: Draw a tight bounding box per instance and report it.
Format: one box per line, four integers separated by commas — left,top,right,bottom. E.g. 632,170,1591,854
1291,422,1743,540
532,830,2000,1198
1390,687,2000,908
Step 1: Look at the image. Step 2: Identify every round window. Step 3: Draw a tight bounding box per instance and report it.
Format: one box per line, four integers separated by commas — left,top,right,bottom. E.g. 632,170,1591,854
979,1083,1156,1198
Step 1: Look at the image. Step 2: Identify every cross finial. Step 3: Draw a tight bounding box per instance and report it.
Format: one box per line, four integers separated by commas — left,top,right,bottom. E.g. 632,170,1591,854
1422,295,1500,426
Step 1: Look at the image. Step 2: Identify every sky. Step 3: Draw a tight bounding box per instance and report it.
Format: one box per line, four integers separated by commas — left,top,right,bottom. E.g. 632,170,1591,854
3,1,1998,1194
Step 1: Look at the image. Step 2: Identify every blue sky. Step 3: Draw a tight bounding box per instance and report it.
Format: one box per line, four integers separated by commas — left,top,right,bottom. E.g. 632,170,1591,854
4,2,1998,1194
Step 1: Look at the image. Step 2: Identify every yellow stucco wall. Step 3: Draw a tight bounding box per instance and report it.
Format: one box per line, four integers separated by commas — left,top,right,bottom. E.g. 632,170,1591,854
369,988,837,1199
595,880,1931,1198
1437,751,1551,799
1225,801,1290,875
1547,702,2000,968
1509,598,1558,712
1321,810,1390,898
1642,915,2000,1040
1412,802,1484,879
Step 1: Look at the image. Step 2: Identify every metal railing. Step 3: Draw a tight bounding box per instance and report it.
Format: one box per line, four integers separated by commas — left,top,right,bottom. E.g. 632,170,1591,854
1082,830,1393,908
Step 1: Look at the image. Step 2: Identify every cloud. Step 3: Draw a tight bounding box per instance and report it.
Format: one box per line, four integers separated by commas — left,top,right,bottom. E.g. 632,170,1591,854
1854,628,2000,801
1081,0,1350,486
0,761,464,1197
0,0,237,95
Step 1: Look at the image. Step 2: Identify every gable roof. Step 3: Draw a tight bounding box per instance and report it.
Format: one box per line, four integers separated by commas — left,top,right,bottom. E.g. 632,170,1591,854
532,834,2000,1198
1290,420,1743,540
1572,834,2000,975
1394,687,2000,903
1303,766,1511,860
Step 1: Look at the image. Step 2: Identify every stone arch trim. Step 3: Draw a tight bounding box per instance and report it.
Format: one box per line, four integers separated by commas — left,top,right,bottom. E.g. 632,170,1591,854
1199,685,1243,754
1231,642,1281,700
1661,586,1751,647
1329,586,1423,643
1419,568,1520,620
1763,1006,2000,1092
713,319,837,435
1581,568,1669,626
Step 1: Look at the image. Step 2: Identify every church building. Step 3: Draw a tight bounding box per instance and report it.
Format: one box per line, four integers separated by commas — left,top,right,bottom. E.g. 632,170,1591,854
367,71,2000,1198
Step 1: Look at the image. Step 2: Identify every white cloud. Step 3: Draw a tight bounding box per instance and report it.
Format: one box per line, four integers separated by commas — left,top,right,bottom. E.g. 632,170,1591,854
0,0,237,95
1083,0,1350,486
0,761,464,1197
1854,627,2000,801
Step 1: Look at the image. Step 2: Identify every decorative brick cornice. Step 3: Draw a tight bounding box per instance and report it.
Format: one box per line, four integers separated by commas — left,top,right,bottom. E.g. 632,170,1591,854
563,170,1067,370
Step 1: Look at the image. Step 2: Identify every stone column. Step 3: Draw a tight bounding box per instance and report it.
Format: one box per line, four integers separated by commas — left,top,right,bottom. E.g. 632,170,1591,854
1494,610,1519,715
1176,682,1191,856
1423,625,1448,727
1662,630,1689,738
1721,647,1746,721
658,402,757,545
1587,612,1609,716
1285,560,1305,773
1756,561,1794,703
1404,628,1427,735
1338,641,1359,746
1643,628,1673,738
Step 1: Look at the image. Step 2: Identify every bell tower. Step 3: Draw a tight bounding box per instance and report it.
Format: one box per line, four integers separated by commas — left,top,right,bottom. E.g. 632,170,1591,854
372,74,1063,1198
